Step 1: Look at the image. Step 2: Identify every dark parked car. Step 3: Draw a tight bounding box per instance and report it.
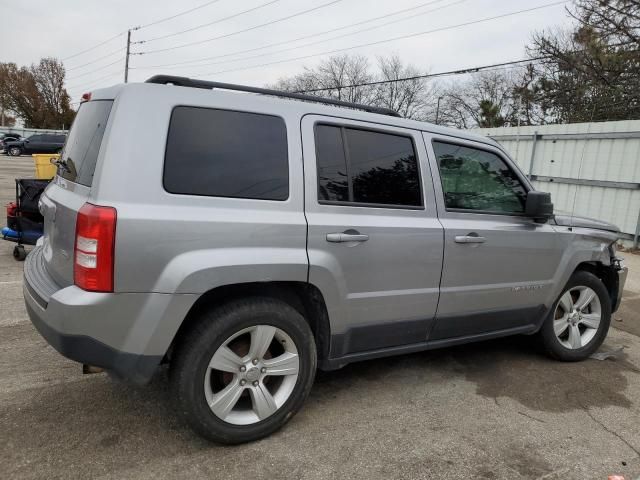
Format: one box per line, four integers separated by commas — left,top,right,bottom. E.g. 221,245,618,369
5,133,66,156
0,133,22,154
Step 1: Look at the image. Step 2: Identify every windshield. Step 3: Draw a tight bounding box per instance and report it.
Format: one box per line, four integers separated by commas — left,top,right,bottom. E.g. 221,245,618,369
60,100,113,186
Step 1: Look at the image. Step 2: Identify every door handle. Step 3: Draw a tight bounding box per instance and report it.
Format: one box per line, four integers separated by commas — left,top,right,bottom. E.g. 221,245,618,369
326,232,369,243
455,235,486,244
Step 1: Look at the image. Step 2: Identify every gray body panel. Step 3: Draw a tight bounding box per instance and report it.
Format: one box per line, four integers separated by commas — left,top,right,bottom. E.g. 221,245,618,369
23,82,626,382
301,115,443,354
423,134,563,337
553,214,620,233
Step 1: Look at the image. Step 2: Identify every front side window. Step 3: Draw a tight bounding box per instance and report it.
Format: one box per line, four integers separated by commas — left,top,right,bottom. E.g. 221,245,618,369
315,124,422,208
164,107,289,200
433,141,527,214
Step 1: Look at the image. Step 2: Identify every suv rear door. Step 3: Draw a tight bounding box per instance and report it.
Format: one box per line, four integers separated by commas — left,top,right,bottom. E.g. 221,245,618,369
424,134,562,340
302,115,443,359
39,100,113,286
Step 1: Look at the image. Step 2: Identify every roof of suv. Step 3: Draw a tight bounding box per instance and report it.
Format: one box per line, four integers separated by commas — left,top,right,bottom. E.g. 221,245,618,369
90,79,498,149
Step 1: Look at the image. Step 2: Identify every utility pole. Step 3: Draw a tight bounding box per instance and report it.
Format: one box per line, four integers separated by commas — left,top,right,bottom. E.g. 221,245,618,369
435,96,442,125
124,29,131,83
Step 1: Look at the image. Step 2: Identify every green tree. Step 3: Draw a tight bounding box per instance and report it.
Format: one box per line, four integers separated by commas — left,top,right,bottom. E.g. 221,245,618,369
478,100,506,127
523,0,640,123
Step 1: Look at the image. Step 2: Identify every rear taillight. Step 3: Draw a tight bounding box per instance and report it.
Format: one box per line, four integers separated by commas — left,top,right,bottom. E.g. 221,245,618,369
74,203,117,292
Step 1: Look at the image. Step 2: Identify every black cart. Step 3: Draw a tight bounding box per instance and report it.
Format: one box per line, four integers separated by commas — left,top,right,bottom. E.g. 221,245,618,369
2,179,49,260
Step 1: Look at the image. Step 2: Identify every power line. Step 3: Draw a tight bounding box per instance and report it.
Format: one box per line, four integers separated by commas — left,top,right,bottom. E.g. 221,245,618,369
135,0,281,44
297,58,545,93
192,0,568,77
136,0,347,55
136,0,225,30
62,31,126,61
170,0,468,72
67,58,124,81
66,70,122,91
62,0,226,70
292,46,637,94
132,0,455,70
65,47,124,72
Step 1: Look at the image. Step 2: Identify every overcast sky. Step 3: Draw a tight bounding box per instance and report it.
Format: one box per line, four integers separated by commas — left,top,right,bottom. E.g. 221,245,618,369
2,0,575,103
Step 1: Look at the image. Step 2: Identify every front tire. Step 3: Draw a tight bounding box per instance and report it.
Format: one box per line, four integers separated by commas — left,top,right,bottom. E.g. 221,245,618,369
539,270,611,361
8,146,22,156
170,297,317,444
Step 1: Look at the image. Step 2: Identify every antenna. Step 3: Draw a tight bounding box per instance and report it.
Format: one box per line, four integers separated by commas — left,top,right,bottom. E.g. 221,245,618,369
568,102,597,231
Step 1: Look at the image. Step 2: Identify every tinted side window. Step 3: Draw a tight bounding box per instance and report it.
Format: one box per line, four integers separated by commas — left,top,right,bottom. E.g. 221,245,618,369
315,125,348,202
28,135,41,142
164,107,288,200
346,128,421,206
315,124,422,208
433,141,527,214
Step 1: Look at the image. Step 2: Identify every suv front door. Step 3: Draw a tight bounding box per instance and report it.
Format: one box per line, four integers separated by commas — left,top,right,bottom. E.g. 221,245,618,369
24,135,45,153
425,134,562,341
302,115,443,361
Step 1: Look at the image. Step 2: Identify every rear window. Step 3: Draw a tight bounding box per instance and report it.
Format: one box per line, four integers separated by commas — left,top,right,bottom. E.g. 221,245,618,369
163,107,289,200
60,100,113,186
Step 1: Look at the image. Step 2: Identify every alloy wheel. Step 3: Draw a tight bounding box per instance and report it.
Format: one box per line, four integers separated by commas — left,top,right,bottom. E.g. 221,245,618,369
204,325,300,425
553,286,601,349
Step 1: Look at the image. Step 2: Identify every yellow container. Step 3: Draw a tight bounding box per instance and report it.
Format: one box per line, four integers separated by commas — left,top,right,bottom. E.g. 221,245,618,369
32,154,59,180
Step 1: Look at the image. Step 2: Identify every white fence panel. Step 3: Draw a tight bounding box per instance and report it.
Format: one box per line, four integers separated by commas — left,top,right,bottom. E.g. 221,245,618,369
474,120,640,244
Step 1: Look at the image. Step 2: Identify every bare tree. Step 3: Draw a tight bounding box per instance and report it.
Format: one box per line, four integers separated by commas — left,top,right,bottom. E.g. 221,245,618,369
373,55,439,120
272,54,374,104
271,54,436,120
438,70,520,128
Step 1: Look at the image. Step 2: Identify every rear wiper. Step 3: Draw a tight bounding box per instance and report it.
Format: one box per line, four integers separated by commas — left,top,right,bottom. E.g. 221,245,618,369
51,157,71,173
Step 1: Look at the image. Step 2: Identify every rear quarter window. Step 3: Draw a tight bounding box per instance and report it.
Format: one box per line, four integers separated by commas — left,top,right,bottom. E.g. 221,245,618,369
60,100,113,186
163,106,289,201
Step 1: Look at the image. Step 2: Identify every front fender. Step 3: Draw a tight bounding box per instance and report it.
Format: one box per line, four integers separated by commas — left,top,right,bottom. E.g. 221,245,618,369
546,225,617,306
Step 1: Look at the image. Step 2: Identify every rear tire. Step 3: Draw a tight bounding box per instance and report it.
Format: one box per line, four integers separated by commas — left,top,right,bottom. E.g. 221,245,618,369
539,270,611,361
170,297,317,444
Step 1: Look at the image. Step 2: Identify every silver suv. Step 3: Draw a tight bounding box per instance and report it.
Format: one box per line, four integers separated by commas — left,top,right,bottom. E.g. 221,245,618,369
24,75,628,443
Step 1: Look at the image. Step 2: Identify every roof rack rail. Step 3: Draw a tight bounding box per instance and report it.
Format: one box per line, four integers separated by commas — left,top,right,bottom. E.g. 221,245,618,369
145,75,402,118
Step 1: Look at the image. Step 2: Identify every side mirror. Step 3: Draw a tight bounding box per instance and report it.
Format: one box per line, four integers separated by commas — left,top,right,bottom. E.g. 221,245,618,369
525,191,553,222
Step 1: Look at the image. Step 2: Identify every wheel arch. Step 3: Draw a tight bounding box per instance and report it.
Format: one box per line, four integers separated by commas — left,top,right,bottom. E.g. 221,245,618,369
573,261,620,311
167,281,332,367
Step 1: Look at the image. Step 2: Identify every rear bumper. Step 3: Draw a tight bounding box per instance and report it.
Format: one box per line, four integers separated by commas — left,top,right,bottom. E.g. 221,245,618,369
23,246,197,384
25,297,161,384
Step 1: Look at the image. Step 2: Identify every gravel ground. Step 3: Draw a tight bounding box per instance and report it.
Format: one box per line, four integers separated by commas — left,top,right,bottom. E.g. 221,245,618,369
1,153,640,480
